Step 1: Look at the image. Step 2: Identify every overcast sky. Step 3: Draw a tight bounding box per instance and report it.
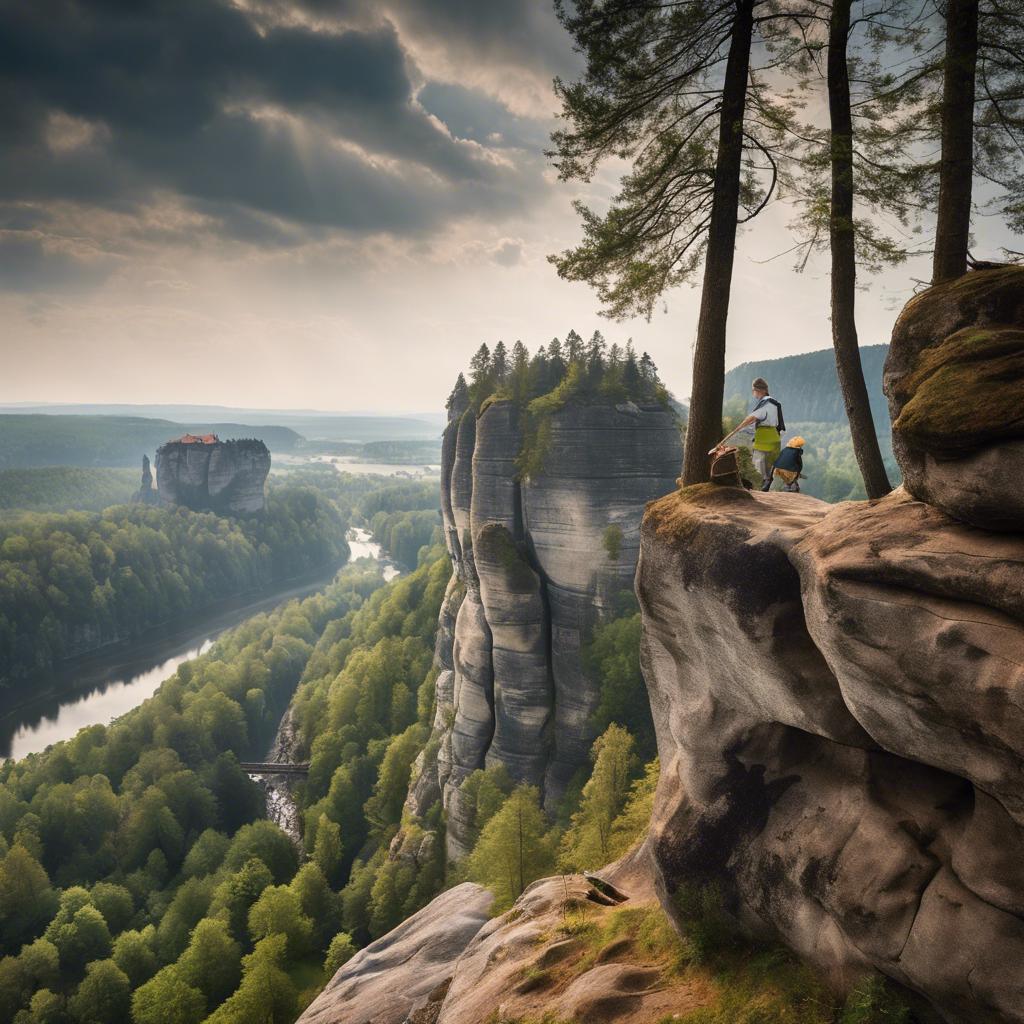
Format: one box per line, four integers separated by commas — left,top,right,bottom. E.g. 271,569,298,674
0,0,1014,413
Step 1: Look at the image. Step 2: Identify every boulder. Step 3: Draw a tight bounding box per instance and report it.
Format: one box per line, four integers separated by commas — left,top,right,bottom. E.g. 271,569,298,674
296,883,494,1024
885,265,1024,530
636,484,1024,1022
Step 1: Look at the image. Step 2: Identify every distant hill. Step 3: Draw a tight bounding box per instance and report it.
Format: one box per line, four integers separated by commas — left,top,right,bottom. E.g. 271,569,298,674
0,415,304,469
0,404,445,442
724,345,890,428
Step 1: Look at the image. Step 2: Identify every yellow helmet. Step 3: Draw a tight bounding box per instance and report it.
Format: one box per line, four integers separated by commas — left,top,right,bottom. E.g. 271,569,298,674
788,436,806,448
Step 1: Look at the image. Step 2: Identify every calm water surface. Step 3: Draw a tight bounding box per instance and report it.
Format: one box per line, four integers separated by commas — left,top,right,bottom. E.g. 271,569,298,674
1,529,394,760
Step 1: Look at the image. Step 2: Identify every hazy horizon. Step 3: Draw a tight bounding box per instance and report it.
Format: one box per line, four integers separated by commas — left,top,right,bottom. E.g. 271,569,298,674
2,0,1018,413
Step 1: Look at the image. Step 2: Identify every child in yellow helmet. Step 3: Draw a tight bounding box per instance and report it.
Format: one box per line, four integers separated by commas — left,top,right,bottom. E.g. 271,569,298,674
771,436,805,492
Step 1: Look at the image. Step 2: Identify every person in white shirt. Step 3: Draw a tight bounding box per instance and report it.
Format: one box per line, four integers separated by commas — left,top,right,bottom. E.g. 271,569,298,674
715,377,785,490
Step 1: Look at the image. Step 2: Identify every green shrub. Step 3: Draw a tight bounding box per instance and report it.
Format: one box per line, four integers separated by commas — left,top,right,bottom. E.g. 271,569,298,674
602,524,623,561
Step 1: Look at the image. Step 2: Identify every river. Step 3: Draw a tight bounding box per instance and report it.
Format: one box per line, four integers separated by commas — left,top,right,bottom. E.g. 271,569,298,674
0,528,398,761
257,527,402,847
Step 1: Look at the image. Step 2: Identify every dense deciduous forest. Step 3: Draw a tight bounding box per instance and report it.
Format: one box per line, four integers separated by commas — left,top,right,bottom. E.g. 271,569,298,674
0,488,349,689
0,562,386,1024
289,544,451,945
0,468,140,514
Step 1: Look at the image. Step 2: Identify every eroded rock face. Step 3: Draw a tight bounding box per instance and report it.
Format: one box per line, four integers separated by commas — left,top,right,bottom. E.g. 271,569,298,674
133,454,160,505
885,265,1024,530
637,483,1024,1023
412,399,681,856
296,882,494,1024
155,437,270,514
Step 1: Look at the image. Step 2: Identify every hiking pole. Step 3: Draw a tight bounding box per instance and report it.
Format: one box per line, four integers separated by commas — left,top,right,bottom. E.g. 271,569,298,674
708,424,747,455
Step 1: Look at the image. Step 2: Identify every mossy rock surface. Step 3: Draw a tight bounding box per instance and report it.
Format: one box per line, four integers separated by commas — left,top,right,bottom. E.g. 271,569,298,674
474,523,538,592
890,266,1024,361
644,485,756,549
893,325,1024,452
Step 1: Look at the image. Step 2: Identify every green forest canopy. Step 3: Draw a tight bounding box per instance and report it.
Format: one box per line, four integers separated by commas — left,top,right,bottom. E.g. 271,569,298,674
0,489,349,689
0,561,386,1024
0,468,139,514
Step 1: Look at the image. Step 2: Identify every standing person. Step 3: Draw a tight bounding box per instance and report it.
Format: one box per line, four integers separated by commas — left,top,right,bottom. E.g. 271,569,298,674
713,378,785,490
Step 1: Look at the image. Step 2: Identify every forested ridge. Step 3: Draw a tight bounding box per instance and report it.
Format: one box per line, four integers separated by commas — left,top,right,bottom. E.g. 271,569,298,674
0,469,139,515
0,416,302,469
0,488,349,689
0,561,386,1024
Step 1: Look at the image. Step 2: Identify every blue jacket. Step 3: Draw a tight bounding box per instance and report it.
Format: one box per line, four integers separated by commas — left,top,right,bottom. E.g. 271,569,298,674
773,446,803,474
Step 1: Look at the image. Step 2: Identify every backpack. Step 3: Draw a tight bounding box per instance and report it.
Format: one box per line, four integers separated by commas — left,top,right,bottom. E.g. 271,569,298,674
755,397,785,433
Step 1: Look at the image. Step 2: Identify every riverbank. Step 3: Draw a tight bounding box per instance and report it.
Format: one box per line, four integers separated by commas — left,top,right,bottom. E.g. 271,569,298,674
1,534,389,760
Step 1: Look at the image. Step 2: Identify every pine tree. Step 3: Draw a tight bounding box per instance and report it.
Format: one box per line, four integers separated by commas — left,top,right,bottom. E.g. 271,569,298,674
820,0,899,497
565,329,584,365
492,340,510,383
446,373,469,413
468,343,493,407
933,0,980,282
586,330,607,386
623,343,642,396
547,337,568,388
510,341,531,402
550,0,805,483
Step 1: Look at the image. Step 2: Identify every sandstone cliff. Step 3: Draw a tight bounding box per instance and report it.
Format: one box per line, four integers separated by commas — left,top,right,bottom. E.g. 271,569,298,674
637,268,1024,1023
154,435,270,514
410,395,681,856
132,454,160,505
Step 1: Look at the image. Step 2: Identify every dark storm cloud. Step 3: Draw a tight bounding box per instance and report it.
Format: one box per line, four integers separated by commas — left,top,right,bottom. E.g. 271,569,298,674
418,83,549,150
0,0,547,239
386,0,579,80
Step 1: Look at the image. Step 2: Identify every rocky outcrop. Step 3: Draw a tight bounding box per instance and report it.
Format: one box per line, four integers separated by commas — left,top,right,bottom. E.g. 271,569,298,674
885,265,1024,530
155,436,270,515
304,857,710,1024
296,883,493,1024
637,270,1024,1023
132,454,159,505
414,395,681,856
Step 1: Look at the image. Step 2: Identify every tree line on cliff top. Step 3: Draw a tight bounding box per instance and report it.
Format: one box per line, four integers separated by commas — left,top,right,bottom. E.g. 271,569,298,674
446,333,670,417
550,0,1024,498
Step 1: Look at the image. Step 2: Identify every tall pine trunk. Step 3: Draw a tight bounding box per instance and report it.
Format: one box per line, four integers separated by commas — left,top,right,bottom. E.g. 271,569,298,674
828,0,892,498
933,0,979,283
680,0,756,484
